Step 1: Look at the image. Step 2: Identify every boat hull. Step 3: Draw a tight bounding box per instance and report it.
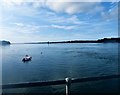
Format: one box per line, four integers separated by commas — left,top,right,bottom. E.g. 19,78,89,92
22,57,32,62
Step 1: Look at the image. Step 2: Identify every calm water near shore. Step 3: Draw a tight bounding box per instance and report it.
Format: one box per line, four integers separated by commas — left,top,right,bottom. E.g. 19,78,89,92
1,43,120,94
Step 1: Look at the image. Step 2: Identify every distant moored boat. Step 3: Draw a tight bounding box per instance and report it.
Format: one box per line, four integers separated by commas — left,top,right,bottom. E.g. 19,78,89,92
22,55,32,62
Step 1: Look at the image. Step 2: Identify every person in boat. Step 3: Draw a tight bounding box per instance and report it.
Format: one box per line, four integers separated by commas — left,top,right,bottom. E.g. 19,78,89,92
22,55,32,62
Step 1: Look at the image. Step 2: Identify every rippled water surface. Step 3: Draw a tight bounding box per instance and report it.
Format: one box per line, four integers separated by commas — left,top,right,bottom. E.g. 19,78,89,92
1,43,119,94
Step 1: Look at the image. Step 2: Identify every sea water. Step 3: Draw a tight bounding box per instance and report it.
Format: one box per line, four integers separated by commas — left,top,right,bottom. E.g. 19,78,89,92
1,43,119,94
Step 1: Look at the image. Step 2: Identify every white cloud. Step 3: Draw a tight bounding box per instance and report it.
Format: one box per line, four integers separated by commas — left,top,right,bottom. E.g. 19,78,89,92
2,0,117,4
87,5,104,15
51,24,76,30
0,24,48,42
13,23,24,26
3,23,42,34
1,0,118,15
46,2,98,14
2,0,26,7
65,15,89,25
101,5,118,21
47,14,89,26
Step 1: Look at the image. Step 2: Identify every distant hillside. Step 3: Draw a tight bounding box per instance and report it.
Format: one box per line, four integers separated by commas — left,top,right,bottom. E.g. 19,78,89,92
0,40,11,45
22,37,120,44
97,38,120,43
49,38,120,43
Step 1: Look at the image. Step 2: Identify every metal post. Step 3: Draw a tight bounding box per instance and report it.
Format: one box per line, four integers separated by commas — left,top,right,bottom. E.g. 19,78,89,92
65,78,71,95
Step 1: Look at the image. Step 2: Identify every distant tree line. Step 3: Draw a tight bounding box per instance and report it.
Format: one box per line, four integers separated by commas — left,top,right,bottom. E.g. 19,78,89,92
23,37,120,44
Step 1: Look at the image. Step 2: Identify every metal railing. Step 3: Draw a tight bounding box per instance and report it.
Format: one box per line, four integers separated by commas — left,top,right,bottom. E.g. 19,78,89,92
2,74,120,95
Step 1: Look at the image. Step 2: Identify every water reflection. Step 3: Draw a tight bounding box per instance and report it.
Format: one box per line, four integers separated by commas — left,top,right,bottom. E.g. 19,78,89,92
22,60,32,64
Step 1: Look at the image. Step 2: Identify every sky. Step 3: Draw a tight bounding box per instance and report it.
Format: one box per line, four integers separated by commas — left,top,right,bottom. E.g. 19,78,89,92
0,0,119,43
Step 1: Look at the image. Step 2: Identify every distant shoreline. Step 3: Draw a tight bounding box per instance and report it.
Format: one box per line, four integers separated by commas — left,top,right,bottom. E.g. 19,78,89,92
0,40,11,45
13,37,120,44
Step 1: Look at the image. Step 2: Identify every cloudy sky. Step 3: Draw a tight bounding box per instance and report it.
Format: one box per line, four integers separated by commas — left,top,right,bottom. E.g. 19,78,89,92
0,0,119,43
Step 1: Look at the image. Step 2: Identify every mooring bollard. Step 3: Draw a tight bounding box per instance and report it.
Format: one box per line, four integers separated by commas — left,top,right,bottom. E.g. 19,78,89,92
65,78,71,95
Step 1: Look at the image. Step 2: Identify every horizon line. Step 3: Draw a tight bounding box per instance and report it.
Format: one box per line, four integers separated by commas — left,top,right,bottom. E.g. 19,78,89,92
10,37,120,44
